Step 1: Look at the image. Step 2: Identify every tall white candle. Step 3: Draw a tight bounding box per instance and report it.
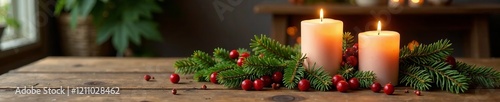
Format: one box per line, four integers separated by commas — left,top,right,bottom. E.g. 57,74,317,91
358,21,400,85
301,9,343,76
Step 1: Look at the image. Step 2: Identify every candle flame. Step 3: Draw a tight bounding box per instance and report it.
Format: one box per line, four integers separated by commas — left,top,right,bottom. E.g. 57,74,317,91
392,0,399,2
377,21,381,35
320,9,323,22
411,0,420,3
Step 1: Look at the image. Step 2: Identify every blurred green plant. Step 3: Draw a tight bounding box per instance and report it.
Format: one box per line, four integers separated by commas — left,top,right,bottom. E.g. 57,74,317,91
54,0,163,56
0,4,20,29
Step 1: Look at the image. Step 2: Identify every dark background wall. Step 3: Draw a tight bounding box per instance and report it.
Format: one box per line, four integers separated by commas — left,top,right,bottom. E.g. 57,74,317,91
145,0,500,57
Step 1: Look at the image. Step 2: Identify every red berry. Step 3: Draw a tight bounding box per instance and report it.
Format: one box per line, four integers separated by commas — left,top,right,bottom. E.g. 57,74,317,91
298,79,310,91
341,61,346,66
229,50,239,59
272,72,283,84
336,80,349,92
342,54,348,61
260,75,272,87
170,74,180,84
348,78,360,89
332,74,345,85
144,75,151,81
370,82,382,93
445,56,456,68
241,52,250,58
415,90,421,96
345,48,357,57
152,77,155,79
383,83,395,95
353,43,359,50
237,57,245,67
241,79,253,91
202,85,207,90
346,56,358,67
172,89,177,95
272,83,280,90
210,72,218,84
253,79,264,91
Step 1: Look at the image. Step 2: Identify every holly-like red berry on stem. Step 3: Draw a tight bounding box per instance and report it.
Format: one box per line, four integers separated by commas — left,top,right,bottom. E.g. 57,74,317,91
241,52,250,58
348,78,360,89
332,74,345,85
353,43,359,50
172,89,177,95
144,74,151,81
260,75,272,87
210,72,218,84
340,61,346,66
241,79,253,91
272,72,283,84
415,90,421,96
345,48,357,57
229,50,239,59
237,57,245,67
383,83,395,95
272,83,280,90
346,56,358,67
370,82,382,93
336,80,349,92
170,74,180,84
445,56,456,68
253,79,264,91
298,79,310,91
202,85,207,90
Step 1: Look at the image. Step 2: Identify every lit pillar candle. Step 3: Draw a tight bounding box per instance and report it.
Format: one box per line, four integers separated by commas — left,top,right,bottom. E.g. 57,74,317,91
358,21,400,85
301,9,343,76
409,0,424,7
389,0,404,7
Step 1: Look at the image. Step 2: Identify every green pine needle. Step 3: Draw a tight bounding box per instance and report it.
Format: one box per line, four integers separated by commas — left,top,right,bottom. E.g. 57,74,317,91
283,53,306,89
456,61,500,88
420,61,469,93
191,50,216,68
242,56,287,77
250,34,299,60
342,32,355,51
218,68,259,88
213,48,233,63
399,65,432,91
354,71,376,88
203,62,238,83
400,39,453,64
174,58,201,74
193,69,208,82
304,63,333,91
338,65,356,80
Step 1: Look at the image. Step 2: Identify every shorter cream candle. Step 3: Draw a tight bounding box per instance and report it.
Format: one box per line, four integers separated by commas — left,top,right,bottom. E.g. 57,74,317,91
358,21,400,85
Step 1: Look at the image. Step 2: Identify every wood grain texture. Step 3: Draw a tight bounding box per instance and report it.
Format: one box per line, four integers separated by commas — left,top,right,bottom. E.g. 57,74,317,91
254,3,500,15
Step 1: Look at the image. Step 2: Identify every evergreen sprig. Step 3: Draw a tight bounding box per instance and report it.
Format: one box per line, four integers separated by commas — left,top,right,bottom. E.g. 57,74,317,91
420,61,469,93
400,39,453,64
338,65,356,80
283,53,306,89
399,65,432,91
213,48,233,62
250,35,299,60
242,56,286,77
342,32,355,51
218,68,259,88
304,63,333,91
354,71,376,88
456,61,500,88
203,62,238,82
191,50,216,68
174,58,201,74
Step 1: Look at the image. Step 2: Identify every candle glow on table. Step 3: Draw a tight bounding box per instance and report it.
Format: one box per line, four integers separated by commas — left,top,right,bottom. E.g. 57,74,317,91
358,21,400,85
301,9,343,76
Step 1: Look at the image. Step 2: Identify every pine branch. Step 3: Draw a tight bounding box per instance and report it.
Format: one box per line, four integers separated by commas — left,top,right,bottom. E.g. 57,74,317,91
174,58,202,74
191,50,216,68
338,65,356,80
218,68,259,88
193,69,208,82
420,61,469,93
342,32,354,51
304,63,332,91
213,48,233,63
242,56,287,77
283,54,306,89
354,71,376,88
400,39,453,64
399,64,432,91
203,62,238,82
456,61,500,88
250,34,299,60
237,48,249,54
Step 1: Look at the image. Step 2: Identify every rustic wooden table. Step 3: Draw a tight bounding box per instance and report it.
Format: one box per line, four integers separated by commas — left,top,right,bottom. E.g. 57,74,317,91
0,57,499,101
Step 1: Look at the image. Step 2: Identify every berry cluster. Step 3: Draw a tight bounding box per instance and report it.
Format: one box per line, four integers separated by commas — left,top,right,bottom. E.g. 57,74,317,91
342,43,359,67
331,74,360,92
241,72,284,91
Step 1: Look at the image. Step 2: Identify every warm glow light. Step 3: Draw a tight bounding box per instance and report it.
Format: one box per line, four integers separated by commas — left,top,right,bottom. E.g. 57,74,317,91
377,21,381,35
411,0,420,3
320,9,324,22
392,0,399,2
